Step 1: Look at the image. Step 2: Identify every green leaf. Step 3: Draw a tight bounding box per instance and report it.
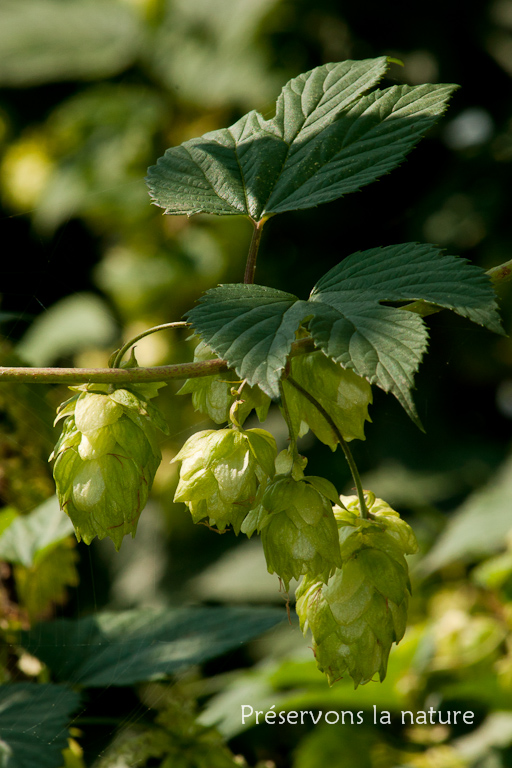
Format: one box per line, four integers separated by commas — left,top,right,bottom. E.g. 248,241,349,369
306,476,341,504
148,0,283,110
0,0,141,87
20,607,285,687
0,508,18,537
16,293,118,367
311,242,503,333
188,244,501,418
186,284,310,399
0,496,74,568
293,723,376,768
245,429,277,478
0,683,80,768
147,58,456,221
420,453,512,574
14,541,79,623
308,243,503,424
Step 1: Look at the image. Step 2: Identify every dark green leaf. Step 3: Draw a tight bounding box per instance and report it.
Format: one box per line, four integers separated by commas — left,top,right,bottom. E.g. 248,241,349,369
308,243,503,424
310,301,427,426
20,607,285,687
147,58,455,220
186,284,310,399
264,82,456,216
311,242,503,333
0,683,80,768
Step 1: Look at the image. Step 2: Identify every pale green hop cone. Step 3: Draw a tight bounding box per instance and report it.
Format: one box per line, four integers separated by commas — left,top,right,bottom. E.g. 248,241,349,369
51,382,167,550
295,494,418,687
241,473,342,591
177,340,270,425
173,427,276,533
281,351,372,449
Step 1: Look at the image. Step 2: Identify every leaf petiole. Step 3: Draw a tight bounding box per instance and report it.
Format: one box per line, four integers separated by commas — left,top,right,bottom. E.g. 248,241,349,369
244,218,267,284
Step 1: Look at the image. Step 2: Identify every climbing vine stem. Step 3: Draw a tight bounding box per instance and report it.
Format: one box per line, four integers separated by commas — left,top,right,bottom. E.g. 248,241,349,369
0,259,509,386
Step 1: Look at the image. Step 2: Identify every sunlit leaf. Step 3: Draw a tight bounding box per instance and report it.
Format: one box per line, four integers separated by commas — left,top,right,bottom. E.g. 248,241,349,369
14,540,79,623
281,351,373,447
147,58,456,220
0,496,73,568
187,244,500,421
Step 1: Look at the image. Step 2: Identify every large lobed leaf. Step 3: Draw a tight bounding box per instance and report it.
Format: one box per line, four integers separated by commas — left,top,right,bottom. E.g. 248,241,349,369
187,244,502,422
20,606,285,688
147,57,456,220
185,284,310,399
308,243,503,425
0,683,80,768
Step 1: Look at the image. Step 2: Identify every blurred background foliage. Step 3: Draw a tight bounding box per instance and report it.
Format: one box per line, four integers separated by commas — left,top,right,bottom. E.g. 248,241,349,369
1,0,512,766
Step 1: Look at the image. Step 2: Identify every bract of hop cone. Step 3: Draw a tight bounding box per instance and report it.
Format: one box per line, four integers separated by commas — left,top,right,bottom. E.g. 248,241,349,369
172,426,277,533
51,382,168,550
281,351,373,449
296,494,418,687
241,464,343,591
177,340,271,425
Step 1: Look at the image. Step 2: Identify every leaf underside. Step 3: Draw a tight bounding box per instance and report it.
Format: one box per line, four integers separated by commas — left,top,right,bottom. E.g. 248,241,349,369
146,57,457,221
187,244,502,424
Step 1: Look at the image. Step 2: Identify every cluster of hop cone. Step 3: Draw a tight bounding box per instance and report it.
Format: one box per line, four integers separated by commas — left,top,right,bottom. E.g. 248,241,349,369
52,344,417,688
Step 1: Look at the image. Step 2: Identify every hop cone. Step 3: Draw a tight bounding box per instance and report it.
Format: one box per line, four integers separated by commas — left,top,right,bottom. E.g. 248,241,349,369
281,351,372,448
51,382,167,550
241,472,342,591
177,340,270,425
296,494,418,687
173,427,276,533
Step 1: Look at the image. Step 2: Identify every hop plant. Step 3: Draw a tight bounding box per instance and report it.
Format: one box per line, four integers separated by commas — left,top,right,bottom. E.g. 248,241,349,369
241,452,342,590
173,427,277,533
51,382,167,550
296,493,418,687
281,351,373,449
177,340,270,425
